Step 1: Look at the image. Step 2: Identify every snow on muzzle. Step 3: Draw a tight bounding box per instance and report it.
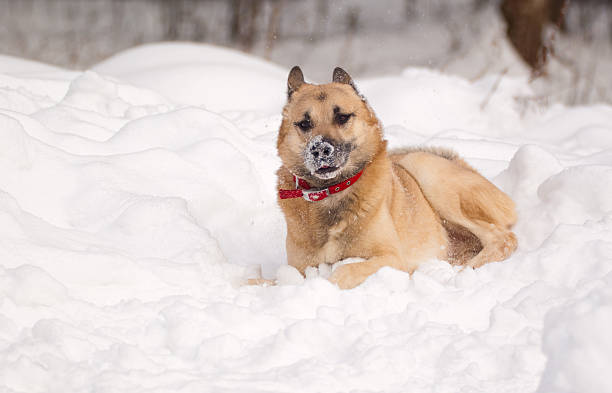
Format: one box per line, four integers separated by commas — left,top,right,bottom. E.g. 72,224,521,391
304,135,352,179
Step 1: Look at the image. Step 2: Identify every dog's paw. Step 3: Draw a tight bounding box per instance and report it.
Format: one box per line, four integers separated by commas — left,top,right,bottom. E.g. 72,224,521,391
329,263,368,289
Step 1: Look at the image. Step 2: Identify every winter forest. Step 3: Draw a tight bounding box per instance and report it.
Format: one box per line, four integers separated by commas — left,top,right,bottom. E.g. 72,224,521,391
1,1,612,393
2,0,612,104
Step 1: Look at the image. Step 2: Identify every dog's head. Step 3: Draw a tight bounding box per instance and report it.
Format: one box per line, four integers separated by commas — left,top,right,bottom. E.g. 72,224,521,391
277,66,383,187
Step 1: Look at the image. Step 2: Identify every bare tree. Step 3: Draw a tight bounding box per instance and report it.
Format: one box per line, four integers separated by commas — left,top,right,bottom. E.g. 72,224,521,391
230,0,263,51
264,0,284,59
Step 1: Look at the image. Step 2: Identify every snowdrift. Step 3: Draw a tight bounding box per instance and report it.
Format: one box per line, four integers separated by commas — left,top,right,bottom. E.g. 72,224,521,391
1,43,612,393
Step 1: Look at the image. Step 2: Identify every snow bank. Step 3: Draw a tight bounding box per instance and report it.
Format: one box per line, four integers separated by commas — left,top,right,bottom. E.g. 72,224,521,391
538,279,612,393
93,42,287,113
1,43,612,392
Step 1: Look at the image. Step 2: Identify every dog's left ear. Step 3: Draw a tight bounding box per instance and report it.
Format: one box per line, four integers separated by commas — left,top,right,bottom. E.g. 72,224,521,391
332,67,359,93
287,66,305,100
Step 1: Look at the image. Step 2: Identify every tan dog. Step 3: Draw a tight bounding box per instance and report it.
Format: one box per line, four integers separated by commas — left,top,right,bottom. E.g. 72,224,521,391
276,66,517,289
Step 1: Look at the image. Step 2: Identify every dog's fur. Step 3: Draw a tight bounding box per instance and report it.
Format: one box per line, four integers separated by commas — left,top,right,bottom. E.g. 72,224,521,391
276,66,517,289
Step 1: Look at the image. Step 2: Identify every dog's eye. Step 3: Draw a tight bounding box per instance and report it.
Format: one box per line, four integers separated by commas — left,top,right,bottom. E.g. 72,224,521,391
295,119,313,132
334,113,352,125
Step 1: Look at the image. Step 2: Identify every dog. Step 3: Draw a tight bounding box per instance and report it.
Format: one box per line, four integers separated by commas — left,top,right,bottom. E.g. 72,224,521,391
276,66,517,289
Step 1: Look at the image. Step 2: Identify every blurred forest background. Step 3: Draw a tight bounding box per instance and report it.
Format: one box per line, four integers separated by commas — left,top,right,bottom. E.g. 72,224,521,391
1,0,611,105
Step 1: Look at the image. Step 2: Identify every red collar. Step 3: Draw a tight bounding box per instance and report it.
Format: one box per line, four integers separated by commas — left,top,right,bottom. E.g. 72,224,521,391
278,170,364,202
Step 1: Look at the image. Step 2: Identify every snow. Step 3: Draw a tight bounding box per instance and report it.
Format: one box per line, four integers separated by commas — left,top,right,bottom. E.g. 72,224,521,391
93,42,287,113
1,43,612,392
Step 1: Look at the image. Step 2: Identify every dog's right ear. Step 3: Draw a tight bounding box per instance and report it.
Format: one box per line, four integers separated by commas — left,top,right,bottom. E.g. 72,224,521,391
333,67,359,93
287,66,304,100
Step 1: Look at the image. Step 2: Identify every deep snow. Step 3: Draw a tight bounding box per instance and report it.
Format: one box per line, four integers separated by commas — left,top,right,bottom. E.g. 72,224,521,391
1,43,612,393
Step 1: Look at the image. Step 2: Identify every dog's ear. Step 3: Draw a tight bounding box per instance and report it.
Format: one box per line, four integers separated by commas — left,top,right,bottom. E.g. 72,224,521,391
333,67,359,93
287,66,304,99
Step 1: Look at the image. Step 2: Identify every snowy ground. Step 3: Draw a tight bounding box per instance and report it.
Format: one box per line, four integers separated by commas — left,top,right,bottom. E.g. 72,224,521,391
1,43,612,393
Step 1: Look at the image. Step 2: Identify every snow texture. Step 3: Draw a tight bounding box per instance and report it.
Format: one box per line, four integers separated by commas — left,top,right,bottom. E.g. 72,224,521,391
1,43,612,393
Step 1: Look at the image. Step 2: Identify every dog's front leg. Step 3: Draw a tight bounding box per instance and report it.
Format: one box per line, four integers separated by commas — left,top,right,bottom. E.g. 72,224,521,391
329,255,403,289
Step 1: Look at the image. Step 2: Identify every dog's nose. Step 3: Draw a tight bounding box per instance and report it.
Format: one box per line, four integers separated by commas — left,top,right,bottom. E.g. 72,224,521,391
310,141,334,159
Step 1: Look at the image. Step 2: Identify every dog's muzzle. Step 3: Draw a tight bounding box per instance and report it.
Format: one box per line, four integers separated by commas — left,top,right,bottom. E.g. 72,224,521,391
304,135,348,178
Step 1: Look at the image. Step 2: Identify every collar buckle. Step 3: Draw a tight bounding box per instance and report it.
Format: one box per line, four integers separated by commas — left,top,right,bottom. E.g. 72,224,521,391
302,188,329,202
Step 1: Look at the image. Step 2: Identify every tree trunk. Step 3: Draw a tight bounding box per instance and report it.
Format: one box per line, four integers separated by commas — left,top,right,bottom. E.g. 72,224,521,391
501,0,568,74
